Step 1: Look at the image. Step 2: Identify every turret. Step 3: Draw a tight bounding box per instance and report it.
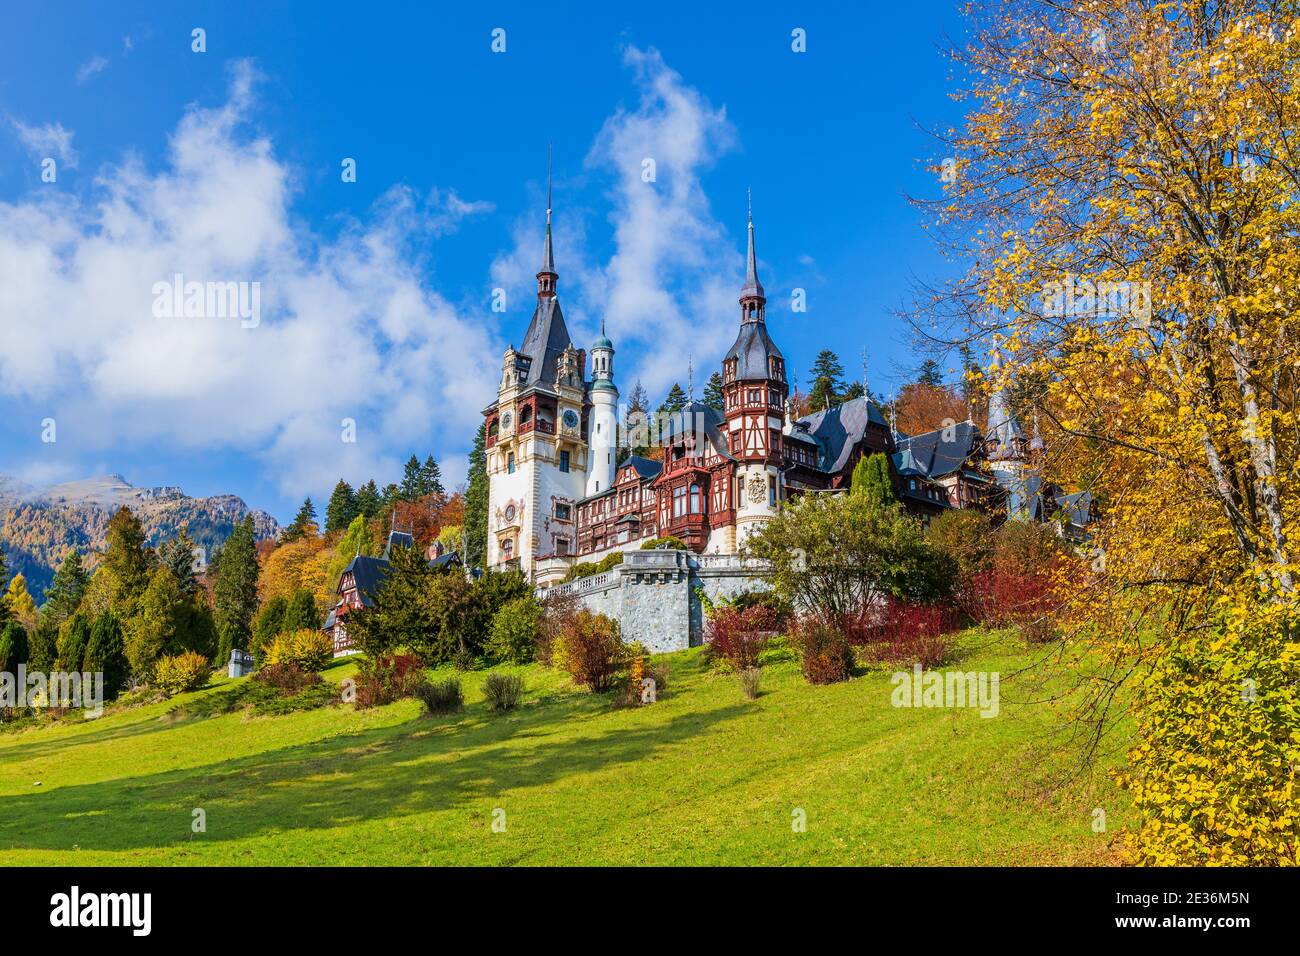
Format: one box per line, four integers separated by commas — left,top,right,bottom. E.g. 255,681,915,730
586,322,618,495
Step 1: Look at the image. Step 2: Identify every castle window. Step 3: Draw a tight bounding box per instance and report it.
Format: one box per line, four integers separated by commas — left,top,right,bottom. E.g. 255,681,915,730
559,450,570,472
673,484,687,518
768,476,776,507
556,537,570,556
555,503,571,521
748,388,761,404
520,406,533,424
501,538,514,561
689,483,702,514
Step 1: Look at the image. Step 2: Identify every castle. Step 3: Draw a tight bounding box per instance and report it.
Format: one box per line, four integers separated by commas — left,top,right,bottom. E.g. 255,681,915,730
483,197,1086,588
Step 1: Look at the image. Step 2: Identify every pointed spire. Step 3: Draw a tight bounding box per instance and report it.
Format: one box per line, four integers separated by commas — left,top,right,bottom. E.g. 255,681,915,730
739,189,765,319
687,353,695,401
537,144,558,299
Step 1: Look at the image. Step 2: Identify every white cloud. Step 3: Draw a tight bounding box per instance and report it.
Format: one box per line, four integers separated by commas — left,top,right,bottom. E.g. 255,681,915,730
76,56,109,84
0,61,496,497
492,46,746,399
10,119,79,169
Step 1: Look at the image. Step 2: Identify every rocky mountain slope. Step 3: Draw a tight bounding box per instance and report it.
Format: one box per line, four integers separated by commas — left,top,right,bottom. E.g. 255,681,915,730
0,473,279,602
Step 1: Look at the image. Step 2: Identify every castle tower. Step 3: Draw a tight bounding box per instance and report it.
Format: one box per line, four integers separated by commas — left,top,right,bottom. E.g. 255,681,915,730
984,374,1031,519
721,196,787,548
482,162,589,576
586,321,618,496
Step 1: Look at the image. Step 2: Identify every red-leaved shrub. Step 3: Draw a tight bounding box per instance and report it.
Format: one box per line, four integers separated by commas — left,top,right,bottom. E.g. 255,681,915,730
845,597,956,667
354,653,425,708
789,614,854,684
254,661,324,694
960,567,1060,642
706,604,779,670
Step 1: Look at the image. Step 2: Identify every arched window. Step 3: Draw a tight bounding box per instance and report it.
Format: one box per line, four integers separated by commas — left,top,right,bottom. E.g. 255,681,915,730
520,405,533,424
501,538,514,560
507,453,516,474
689,483,702,514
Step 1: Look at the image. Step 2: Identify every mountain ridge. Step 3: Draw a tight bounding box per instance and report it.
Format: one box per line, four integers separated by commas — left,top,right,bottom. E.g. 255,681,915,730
0,473,280,603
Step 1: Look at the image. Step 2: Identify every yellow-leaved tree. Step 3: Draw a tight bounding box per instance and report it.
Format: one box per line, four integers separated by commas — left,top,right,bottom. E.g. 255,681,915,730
924,0,1300,863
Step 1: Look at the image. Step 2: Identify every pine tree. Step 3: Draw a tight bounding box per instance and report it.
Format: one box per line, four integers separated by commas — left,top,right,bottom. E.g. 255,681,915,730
83,612,128,699
917,358,944,387
850,453,895,510
627,380,649,416
399,455,424,500
703,371,726,412
213,516,259,664
158,531,199,597
421,455,446,498
103,507,151,612
808,349,847,412
659,383,688,414
463,422,489,571
251,595,288,659
0,621,28,672
56,612,93,672
355,479,382,519
126,566,186,678
282,589,320,633
282,499,318,543
43,548,91,624
325,480,359,534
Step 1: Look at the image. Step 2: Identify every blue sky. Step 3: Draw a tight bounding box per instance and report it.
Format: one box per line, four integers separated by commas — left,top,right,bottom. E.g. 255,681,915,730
0,1,968,523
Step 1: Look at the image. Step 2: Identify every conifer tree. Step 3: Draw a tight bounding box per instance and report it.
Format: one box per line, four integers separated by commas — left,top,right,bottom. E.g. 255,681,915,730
0,621,28,673
103,507,151,613
282,499,318,543
399,454,424,500
281,589,319,633
56,612,93,673
355,479,382,520
325,480,359,534
213,517,259,664
702,371,726,412
158,531,199,597
421,455,446,498
850,452,895,510
43,548,89,624
463,423,489,571
3,574,38,629
83,612,128,699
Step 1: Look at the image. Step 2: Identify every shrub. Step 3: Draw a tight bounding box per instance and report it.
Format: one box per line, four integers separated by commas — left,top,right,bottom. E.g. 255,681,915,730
486,596,542,663
789,614,854,685
705,604,779,671
843,598,957,668
960,568,1060,642
482,672,524,711
353,653,425,709
414,677,463,715
556,610,627,691
82,613,129,700
153,652,210,697
563,552,625,582
720,588,793,624
738,667,761,699
640,535,688,550
264,629,334,672
254,661,324,694
537,589,581,667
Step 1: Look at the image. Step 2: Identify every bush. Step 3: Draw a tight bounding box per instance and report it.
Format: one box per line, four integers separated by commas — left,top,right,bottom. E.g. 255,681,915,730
414,677,463,715
482,672,524,711
843,598,957,668
264,629,334,672
705,604,779,671
254,661,324,694
486,596,542,663
640,535,688,550
789,614,854,685
563,552,625,582
537,589,581,667
738,667,761,699
153,652,210,697
353,653,425,709
556,610,627,691
960,568,1060,642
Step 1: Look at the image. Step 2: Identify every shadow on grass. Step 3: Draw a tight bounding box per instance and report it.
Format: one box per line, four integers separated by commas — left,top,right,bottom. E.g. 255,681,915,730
0,692,749,853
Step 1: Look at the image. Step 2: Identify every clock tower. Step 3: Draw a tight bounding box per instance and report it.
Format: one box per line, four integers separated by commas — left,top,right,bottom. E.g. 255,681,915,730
482,186,590,575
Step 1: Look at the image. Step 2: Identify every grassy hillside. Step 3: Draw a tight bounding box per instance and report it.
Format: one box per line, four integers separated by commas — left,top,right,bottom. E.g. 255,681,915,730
0,630,1131,865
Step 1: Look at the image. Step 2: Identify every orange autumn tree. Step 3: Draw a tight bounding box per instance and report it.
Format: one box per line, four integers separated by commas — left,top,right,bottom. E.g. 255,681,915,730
927,0,1300,863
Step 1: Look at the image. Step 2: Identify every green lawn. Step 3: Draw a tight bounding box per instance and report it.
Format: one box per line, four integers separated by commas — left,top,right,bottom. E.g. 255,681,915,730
0,630,1130,865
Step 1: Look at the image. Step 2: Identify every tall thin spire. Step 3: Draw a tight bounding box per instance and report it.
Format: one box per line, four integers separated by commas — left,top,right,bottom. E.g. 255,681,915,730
687,353,695,401
537,144,557,298
739,188,765,320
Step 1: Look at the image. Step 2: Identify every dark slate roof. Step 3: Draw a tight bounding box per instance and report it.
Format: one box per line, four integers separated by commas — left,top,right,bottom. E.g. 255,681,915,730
622,455,663,481
723,321,783,380
659,401,732,458
517,296,574,388
430,551,463,571
893,420,979,480
382,530,414,560
342,555,390,607
795,397,887,473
